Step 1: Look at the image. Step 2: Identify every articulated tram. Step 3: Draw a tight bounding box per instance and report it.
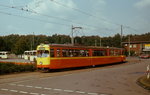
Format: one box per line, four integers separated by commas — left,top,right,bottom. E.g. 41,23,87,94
36,44,126,70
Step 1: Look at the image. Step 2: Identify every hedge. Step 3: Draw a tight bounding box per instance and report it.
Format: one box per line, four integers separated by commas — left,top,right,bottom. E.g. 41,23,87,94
0,62,36,75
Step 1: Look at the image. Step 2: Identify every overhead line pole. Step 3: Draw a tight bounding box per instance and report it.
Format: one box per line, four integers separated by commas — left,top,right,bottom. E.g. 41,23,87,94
71,25,82,45
121,25,123,48
128,35,131,57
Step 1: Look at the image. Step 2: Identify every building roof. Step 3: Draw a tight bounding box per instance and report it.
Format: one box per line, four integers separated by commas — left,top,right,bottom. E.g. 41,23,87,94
122,41,150,44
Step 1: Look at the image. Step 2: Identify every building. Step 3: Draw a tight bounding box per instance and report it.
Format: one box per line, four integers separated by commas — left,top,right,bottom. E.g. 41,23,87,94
122,41,150,56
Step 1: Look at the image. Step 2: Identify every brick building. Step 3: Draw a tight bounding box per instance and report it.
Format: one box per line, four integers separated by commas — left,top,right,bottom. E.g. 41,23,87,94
122,41,150,56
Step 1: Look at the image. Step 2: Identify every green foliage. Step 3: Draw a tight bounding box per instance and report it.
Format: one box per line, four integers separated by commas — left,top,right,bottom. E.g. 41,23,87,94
13,37,30,54
0,32,150,55
0,37,5,51
0,63,36,75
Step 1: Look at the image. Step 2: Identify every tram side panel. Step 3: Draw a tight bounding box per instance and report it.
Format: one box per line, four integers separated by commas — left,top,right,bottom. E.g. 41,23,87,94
49,56,125,69
50,57,91,69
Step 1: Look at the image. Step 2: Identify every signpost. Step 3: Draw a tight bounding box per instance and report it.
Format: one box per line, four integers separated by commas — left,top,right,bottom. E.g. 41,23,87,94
147,64,150,79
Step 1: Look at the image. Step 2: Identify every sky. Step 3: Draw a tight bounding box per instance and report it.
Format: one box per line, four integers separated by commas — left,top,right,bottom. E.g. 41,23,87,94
0,0,150,37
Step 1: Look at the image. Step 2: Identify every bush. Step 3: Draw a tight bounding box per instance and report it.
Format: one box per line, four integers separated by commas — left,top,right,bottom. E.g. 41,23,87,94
0,63,36,75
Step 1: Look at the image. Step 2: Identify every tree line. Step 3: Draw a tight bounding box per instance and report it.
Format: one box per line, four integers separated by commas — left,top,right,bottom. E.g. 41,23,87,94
0,32,150,55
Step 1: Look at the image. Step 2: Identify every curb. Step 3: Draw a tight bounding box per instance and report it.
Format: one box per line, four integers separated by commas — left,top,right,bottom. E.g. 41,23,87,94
136,76,150,91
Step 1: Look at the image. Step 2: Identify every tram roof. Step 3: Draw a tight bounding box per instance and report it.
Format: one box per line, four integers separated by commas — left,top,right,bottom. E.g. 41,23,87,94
45,44,123,50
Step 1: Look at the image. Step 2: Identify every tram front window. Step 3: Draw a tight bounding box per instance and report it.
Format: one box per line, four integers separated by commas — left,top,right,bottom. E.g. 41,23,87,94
37,50,49,57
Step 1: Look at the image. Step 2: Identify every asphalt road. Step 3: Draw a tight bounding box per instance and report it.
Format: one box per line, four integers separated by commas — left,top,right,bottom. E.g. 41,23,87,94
0,57,150,95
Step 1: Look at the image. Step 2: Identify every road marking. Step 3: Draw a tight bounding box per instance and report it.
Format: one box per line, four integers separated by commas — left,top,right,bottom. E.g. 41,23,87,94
63,89,74,93
88,92,98,95
44,87,52,90
19,91,28,94
30,92,39,95
7,83,108,95
76,91,86,94
41,94,47,95
1,88,8,91
35,86,42,89
9,83,16,85
53,88,62,91
10,90,18,92
18,84,24,86
26,85,33,88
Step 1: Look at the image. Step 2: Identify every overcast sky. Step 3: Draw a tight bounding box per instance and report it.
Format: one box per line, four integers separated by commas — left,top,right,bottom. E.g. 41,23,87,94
0,0,150,37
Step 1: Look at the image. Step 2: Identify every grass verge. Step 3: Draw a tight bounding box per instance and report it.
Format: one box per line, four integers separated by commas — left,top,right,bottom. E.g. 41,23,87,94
0,62,36,75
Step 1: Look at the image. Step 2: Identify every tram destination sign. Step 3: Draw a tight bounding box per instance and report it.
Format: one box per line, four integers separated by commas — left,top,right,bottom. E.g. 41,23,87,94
39,47,45,50
145,44,150,49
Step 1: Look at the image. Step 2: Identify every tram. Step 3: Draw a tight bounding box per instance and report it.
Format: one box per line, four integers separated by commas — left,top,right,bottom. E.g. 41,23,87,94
36,44,126,70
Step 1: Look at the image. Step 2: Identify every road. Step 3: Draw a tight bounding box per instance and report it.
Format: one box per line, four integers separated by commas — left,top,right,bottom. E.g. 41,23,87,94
0,57,150,95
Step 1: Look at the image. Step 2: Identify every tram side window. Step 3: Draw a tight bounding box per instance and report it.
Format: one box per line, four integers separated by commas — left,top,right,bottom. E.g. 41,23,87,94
62,49,79,57
50,49,54,57
72,50,80,57
110,50,120,56
62,49,89,57
62,49,69,57
93,50,106,56
110,50,114,56
57,49,61,57
116,50,121,55
80,50,89,57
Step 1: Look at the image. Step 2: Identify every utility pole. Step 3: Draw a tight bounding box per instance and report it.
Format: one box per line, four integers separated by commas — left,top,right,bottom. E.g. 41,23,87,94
31,32,35,50
121,25,123,48
128,35,131,57
71,25,82,45
33,32,34,50
95,40,97,47
100,38,102,47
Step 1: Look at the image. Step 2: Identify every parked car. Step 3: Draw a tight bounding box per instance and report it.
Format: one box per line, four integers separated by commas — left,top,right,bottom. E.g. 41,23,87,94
139,54,150,59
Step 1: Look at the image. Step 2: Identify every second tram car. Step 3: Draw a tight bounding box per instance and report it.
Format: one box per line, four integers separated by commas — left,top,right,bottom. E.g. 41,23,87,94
36,44,126,70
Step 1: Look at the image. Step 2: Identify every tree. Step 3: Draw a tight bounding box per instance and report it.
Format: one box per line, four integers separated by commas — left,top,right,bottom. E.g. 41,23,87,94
0,37,5,51
13,37,29,54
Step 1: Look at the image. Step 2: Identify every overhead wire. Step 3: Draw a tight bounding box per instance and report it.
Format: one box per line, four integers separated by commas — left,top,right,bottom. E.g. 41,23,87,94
0,3,117,33
49,0,141,35
0,11,70,27
0,4,99,29
0,2,139,36
49,0,120,26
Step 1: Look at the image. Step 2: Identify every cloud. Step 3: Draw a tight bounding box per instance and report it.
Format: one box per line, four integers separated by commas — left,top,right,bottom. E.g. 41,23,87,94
27,0,76,14
134,0,150,9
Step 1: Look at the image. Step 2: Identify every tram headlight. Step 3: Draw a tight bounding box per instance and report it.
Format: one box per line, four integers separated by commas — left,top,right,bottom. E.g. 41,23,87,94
40,62,43,65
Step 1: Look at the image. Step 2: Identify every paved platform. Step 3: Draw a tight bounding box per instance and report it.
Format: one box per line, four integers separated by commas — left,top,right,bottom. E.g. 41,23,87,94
0,59,31,63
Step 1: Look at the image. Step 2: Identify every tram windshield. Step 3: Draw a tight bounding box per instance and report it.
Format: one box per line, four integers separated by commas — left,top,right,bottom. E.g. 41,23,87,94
37,50,49,57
